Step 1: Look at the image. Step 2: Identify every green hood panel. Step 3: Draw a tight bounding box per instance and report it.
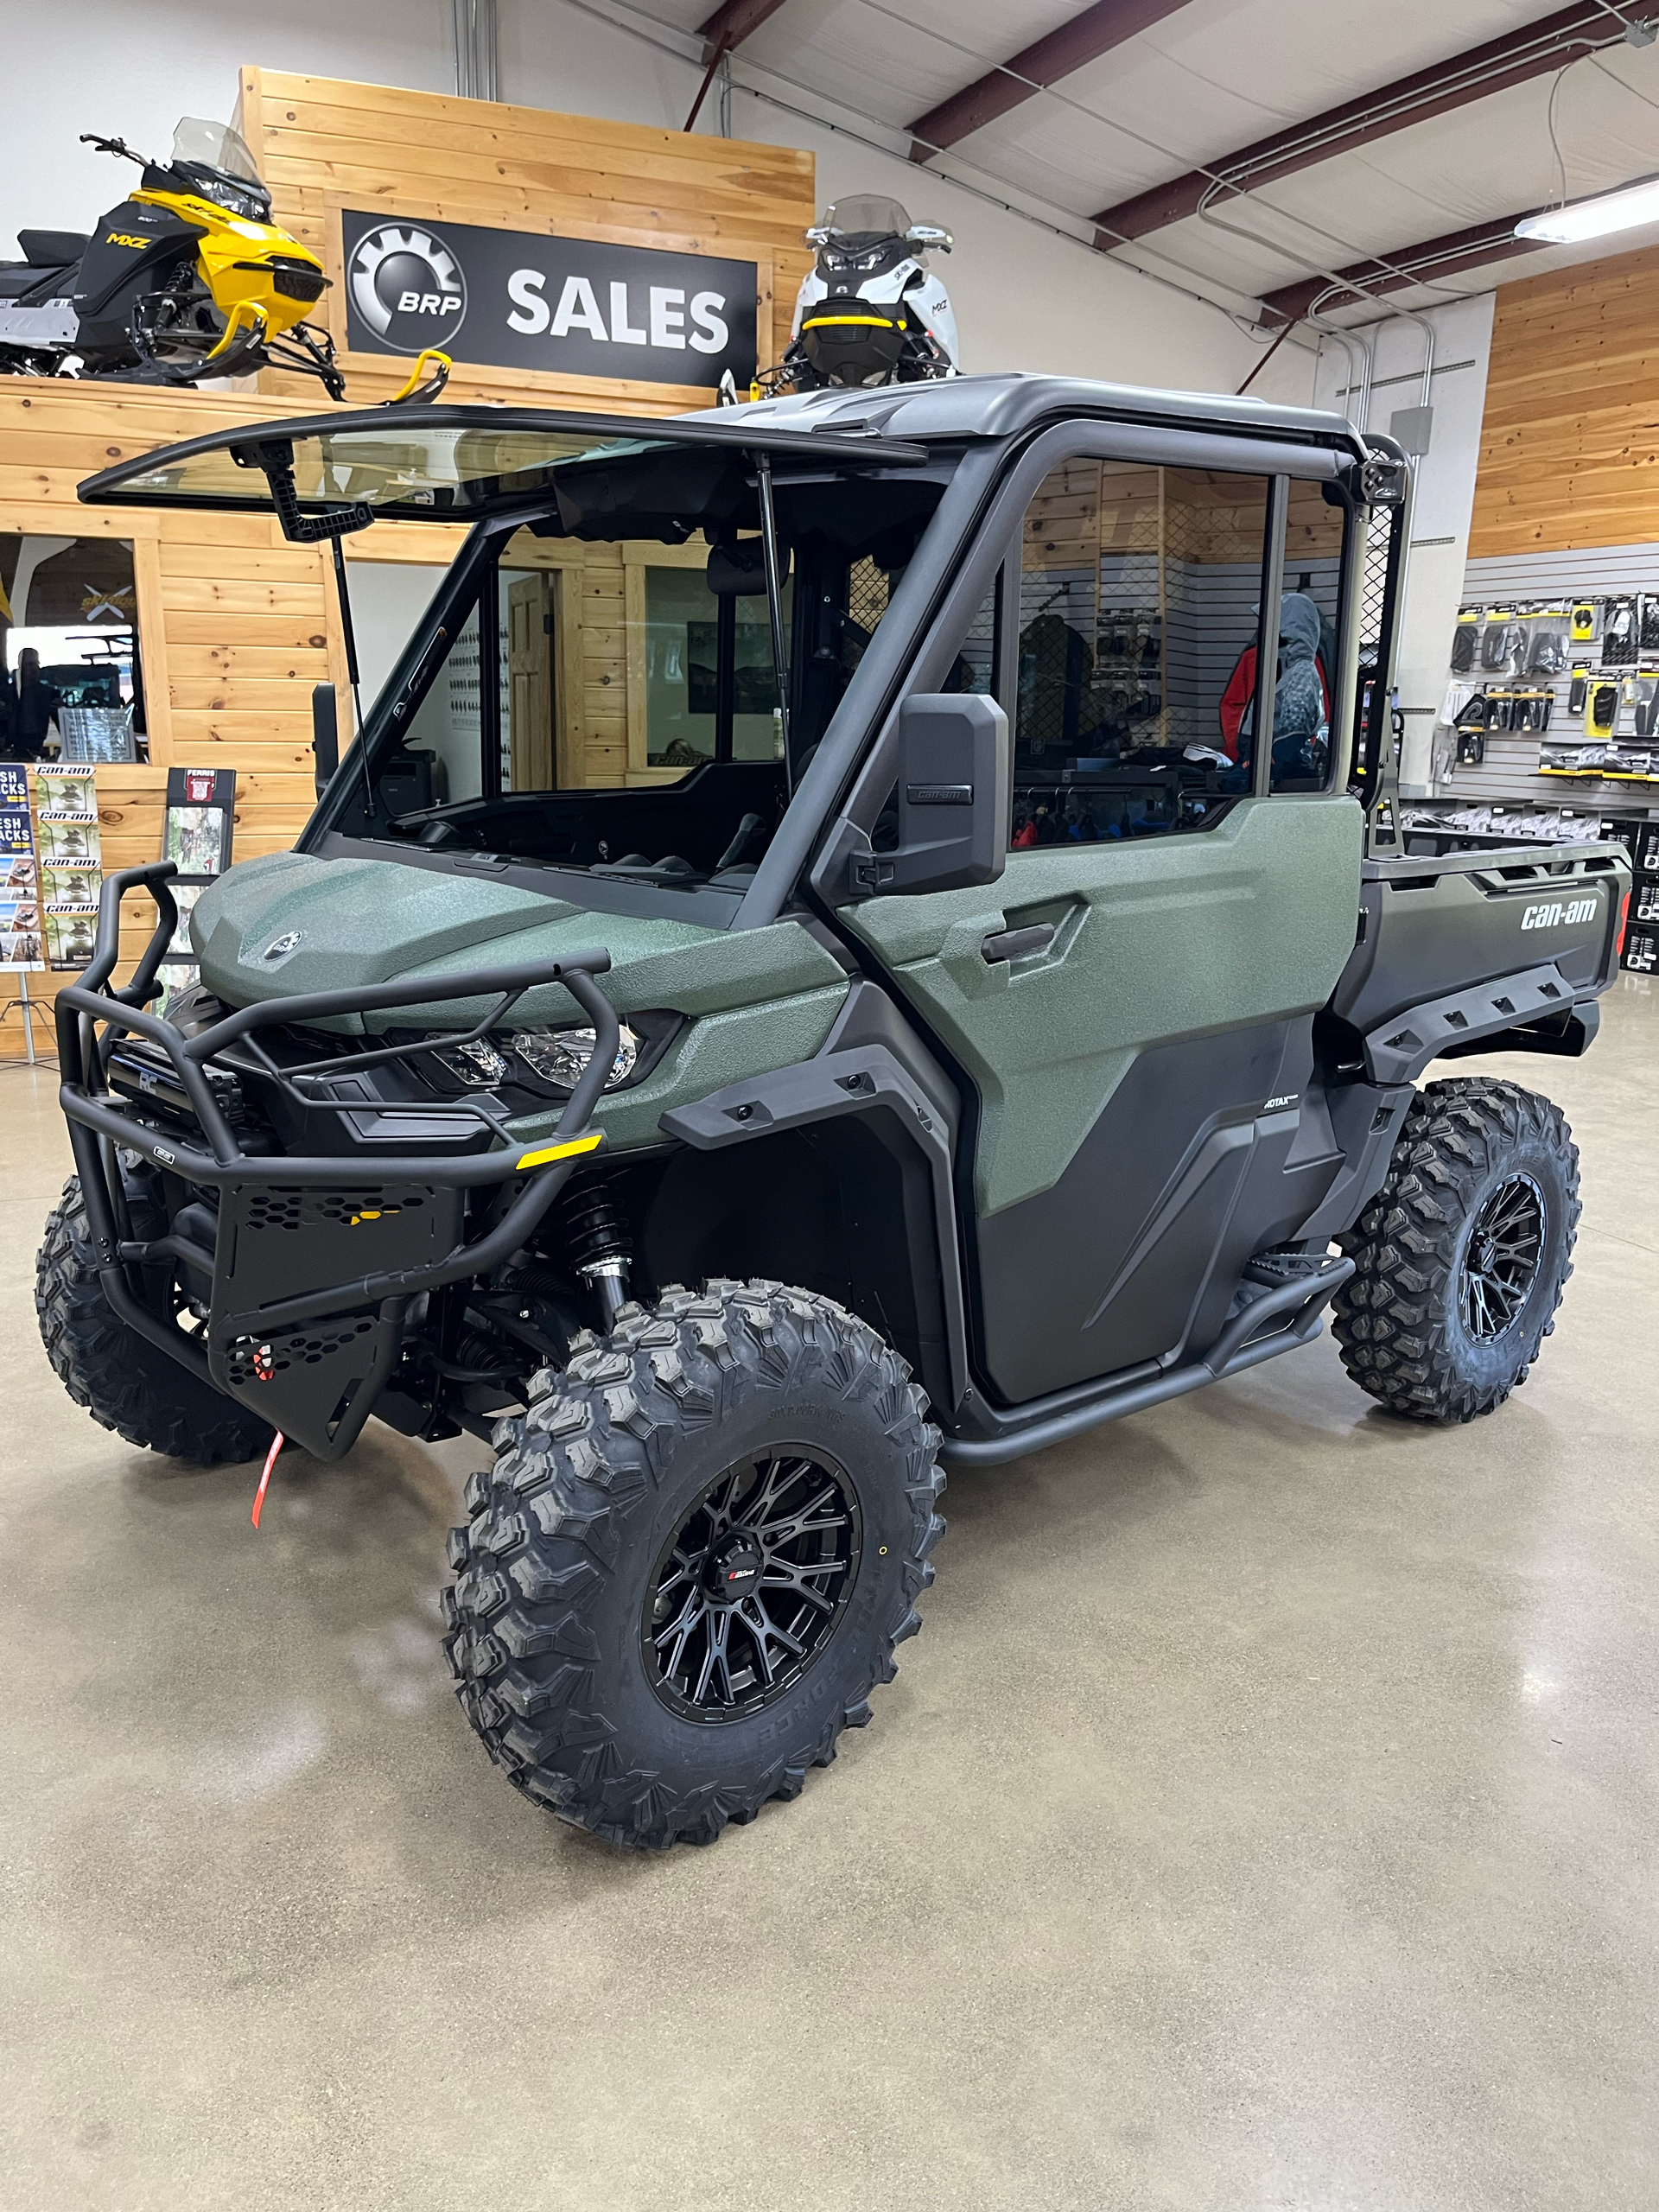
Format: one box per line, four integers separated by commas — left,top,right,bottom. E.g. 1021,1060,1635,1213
193,851,845,1031
191,850,850,1152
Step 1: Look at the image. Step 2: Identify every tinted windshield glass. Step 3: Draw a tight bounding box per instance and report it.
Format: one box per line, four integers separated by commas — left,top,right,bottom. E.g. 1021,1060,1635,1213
172,117,260,181
822,196,910,239
114,423,681,520
319,456,949,908
88,408,925,524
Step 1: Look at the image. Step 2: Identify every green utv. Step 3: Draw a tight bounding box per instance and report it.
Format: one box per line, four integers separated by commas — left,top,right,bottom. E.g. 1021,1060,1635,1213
40,378,1628,1847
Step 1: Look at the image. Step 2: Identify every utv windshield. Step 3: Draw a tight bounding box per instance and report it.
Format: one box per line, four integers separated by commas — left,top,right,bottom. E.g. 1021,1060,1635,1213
84,408,924,525
77,404,951,919
314,422,963,913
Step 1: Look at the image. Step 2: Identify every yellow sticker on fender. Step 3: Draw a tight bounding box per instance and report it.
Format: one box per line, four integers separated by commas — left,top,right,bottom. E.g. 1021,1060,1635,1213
514,1131,605,1171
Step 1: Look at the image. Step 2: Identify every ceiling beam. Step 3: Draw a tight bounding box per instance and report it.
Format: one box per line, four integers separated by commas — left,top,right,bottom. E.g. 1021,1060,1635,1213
906,0,1190,162
1255,208,1556,326
695,0,790,66
1091,3,1628,246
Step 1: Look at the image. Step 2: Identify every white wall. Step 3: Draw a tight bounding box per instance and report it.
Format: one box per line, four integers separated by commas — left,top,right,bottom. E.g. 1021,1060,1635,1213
3,0,1314,402
1312,293,1496,791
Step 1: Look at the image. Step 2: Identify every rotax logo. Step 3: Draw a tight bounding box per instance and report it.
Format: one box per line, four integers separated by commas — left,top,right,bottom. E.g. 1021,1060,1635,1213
340,208,757,388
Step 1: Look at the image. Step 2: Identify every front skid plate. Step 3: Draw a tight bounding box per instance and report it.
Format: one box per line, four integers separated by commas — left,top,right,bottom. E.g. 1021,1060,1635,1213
208,1180,462,1457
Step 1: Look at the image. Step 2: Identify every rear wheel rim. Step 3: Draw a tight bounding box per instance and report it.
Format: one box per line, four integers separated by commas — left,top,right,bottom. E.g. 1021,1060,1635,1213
643,1449,861,1723
1459,1173,1545,1341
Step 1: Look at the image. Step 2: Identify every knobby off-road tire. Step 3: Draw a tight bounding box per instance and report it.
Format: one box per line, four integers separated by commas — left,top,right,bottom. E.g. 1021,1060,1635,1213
36,1174,275,1465
1333,1077,1580,1423
442,1279,945,1849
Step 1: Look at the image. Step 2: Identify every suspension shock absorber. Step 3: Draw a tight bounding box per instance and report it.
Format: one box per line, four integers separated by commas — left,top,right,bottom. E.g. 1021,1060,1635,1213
561,1177,632,1330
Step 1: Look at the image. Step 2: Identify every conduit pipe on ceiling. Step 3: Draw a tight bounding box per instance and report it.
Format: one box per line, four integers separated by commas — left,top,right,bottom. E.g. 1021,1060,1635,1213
1310,315,1371,435
454,0,499,100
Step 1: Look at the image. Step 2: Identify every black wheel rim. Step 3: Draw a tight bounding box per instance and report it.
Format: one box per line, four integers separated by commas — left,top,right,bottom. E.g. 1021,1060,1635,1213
643,1450,862,1723
1459,1173,1545,1342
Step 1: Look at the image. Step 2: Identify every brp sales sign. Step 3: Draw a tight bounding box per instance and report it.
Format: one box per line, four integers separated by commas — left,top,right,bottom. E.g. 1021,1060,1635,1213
342,211,759,387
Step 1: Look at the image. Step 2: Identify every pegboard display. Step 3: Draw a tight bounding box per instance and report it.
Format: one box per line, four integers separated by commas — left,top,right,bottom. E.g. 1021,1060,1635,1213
1435,543,1659,814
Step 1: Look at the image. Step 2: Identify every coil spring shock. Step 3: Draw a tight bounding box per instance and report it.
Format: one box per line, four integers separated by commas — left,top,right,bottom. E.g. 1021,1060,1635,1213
562,1178,632,1329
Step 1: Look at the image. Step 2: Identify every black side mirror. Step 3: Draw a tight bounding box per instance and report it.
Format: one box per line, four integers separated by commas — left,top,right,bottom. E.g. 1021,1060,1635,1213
311,682,339,800
849,693,1008,896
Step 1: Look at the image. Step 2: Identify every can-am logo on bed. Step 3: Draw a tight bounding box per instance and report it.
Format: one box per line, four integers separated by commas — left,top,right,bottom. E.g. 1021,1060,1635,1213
340,210,757,387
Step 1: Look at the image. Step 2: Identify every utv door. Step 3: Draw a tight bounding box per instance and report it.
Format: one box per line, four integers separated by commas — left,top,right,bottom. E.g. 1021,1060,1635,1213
825,437,1365,1407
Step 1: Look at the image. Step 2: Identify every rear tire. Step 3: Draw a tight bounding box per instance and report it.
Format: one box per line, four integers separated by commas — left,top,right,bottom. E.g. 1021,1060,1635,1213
1333,1077,1580,1422
35,1175,274,1464
442,1280,944,1849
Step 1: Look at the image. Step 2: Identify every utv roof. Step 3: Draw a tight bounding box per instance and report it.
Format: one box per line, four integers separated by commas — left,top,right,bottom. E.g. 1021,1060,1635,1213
75,372,1369,527
695,371,1369,461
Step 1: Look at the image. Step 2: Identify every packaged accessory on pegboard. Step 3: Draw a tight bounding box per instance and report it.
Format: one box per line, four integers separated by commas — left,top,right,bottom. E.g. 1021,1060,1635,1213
1479,609,1524,676
1586,677,1621,737
1602,596,1638,667
1640,595,1659,656
1449,607,1480,674
1571,601,1599,645
1523,607,1571,675
1624,925,1659,973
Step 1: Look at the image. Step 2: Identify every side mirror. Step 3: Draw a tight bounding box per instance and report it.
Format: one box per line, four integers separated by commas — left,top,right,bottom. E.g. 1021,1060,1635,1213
907,225,952,251
311,681,339,800
849,693,1008,896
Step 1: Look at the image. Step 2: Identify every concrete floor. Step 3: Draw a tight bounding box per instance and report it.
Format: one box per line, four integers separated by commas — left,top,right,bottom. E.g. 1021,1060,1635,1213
3,986,1657,2212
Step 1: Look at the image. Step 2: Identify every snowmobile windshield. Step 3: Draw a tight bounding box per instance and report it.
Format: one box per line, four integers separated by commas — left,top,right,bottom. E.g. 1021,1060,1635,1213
172,118,261,182
821,197,912,245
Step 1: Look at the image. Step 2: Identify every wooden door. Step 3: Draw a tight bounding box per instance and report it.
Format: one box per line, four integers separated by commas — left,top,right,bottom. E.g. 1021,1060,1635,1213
507,573,554,790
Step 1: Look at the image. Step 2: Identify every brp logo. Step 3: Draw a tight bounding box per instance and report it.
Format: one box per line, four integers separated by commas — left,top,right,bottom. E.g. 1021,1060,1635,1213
347,223,467,351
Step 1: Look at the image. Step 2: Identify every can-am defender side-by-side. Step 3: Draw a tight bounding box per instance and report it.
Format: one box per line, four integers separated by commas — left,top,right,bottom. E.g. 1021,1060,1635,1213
40,379,1629,1848
0,118,344,395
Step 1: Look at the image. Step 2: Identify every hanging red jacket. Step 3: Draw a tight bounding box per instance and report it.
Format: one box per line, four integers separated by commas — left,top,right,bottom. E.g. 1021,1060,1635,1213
1218,646,1331,761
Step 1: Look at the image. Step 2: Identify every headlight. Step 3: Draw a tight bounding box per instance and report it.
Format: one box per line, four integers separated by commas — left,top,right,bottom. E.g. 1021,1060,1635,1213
430,1038,512,1088
512,1024,639,1090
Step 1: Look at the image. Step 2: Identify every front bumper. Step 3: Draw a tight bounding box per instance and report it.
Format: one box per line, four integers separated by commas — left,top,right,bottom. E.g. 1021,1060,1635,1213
56,862,618,1459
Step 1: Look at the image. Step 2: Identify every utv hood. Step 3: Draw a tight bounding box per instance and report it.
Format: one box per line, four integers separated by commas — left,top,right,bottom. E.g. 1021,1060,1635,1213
190,850,845,1032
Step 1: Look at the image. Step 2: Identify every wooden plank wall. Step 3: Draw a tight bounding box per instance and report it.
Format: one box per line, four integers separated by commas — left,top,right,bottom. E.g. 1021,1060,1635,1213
0,74,817,1055
234,68,816,410
0,381,333,1056
1469,238,1659,559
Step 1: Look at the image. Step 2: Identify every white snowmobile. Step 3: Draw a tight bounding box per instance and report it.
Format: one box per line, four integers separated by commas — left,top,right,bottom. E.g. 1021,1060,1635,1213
759,194,958,394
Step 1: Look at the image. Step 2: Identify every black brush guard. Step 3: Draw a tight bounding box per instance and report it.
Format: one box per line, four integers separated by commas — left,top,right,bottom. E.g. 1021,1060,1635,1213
56,862,620,1460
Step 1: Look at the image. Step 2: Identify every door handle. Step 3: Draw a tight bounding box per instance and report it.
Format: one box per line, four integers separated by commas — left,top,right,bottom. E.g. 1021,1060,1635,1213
981,922,1055,964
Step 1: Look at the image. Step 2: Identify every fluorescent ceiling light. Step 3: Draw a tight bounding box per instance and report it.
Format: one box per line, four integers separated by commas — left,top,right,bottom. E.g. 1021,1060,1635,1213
1516,176,1659,245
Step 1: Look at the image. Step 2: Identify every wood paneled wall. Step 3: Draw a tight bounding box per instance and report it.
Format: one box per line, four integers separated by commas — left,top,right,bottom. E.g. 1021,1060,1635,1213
1469,238,1659,559
0,73,817,1054
0,380,341,1055
233,68,815,410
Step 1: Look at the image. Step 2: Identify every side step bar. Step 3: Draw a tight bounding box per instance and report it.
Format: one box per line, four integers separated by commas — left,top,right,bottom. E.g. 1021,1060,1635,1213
938,1255,1354,1471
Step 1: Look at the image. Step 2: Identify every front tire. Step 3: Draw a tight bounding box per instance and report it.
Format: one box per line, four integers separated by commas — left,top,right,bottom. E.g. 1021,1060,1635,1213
1333,1077,1580,1422
36,1175,275,1463
442,1280,944,1848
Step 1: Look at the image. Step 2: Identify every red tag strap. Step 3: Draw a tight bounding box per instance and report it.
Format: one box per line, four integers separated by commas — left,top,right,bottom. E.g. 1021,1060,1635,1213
251,1431,285,1529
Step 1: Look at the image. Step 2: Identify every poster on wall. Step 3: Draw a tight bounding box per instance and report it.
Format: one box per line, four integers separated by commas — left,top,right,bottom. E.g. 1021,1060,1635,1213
0,765,43,972
31,765,101,970
157,766,235,1007
340,209,759,390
